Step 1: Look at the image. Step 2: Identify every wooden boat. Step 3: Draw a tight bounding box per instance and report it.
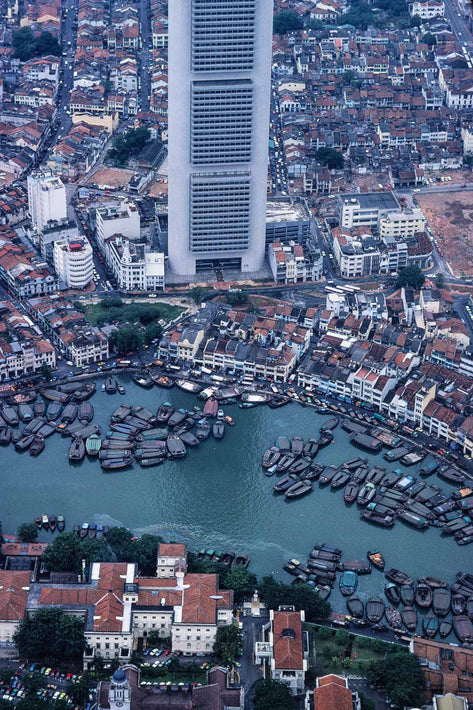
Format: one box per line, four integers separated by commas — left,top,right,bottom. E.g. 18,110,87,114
339,570,358,596
112,403,133,422
439,619,453,638
262,447,281,469
132,373,154,389
79,522,89,539
331,470,350,490
41,389,69,403
276,452,296,473
288,456,313,476
350,432,382,453
344,481,359,504
232,554,249,569
168,409,187,428
319,465,338,486
467,597,473,620
291,436,304,456
286,480,313,499
401,605,418,631
452,594,466,616
346,596,364,618
318,430,333,448
1,405,18,426
86,434,102,456
118,385,126,395
344,457,367,471
268,396,290,409
303,439,319,458
35,517,42,529
57,515,65,532
46,401,62,421
276,436,290,450
366,598,385,623
0,427,11,446
320,417,339,431
33,400,46,417
203,398,218,417
61,403,77,423
313,543,342,555
357,482,376,506
196,419,211,441
166,435,186,458
221,552,235,566
49,515,57,532
385,568,413,586
213,421,225,440
18,403,33,422
225,416,235,426
78,401,94,423
367,550,385,570
423,612,439,638
105,377,117,394
29,434,45,456
15,434,35,451
400,585,415,606
273,474,300,493
101,458,133,471
415,582,433,609
180,431,199,447
433,587,451,617
69,437,85,462
343,560,371,575
310,549,340,562
385,583,400,605
361,511,395,527
41,514,49,530
453,615,473,643
386,607,402,629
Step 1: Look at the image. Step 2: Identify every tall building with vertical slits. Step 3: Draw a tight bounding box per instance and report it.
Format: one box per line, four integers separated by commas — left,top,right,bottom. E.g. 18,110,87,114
168,0,273,276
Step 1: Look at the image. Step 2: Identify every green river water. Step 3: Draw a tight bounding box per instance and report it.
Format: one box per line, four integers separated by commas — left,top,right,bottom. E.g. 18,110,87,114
3,374,472,622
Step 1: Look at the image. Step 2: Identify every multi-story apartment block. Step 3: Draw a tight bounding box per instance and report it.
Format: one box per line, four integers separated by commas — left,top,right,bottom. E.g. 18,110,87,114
95,200,140,250
53,237,94,289
168,0,274,275
27,170,67,232
268,241,323,284
105,237,165,291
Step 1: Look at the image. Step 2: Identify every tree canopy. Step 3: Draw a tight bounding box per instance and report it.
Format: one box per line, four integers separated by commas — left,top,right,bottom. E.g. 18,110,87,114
220,566,258,604
259,576,331,622
12,28,61,61
42,532,82,572
17,522,39,543
109,325,144,355
253,679,296,710
225,290,248,306
14,607,85,661
273,10,303,35
213,624,242,664
108,128,151,167
396,264,426,290
367,650,425,708
316,147,344,170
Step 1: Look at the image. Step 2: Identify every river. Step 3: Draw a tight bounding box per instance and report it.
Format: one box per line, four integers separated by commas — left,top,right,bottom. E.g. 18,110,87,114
4,375,472,622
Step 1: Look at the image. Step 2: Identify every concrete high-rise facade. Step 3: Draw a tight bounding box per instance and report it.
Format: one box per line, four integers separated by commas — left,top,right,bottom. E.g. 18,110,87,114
27,171,67,232
168,0,274,276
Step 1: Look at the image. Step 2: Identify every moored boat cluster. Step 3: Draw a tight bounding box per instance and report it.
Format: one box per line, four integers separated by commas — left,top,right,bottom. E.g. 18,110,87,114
262,417,473,545
285,545,473,643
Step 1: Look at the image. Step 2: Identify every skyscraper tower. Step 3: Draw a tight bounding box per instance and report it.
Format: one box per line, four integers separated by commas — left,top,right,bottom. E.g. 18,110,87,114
168,0,274,276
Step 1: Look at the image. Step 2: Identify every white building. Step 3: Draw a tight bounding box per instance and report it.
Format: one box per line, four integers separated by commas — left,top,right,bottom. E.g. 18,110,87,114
95,201,140,251
27,171,67,232
106,236,165,291
462,125,473,155
410,0,445,17
255,607,307,695
268,241,323,283
379,208,426,239
53,237,94,289
338,192,400,231
168,0,274,276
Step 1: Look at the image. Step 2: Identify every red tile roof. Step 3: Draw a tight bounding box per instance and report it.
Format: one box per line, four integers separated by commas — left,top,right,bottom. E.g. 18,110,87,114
158,543,186,557
272,610,304,670
0,571,31,622
313,674,353,710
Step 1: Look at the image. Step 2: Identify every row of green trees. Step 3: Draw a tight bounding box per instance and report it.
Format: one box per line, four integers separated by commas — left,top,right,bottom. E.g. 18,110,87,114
107,128,151,167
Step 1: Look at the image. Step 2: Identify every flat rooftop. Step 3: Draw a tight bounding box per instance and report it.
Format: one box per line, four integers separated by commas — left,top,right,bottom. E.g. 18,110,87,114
266,200,310,223
339,192,400,210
